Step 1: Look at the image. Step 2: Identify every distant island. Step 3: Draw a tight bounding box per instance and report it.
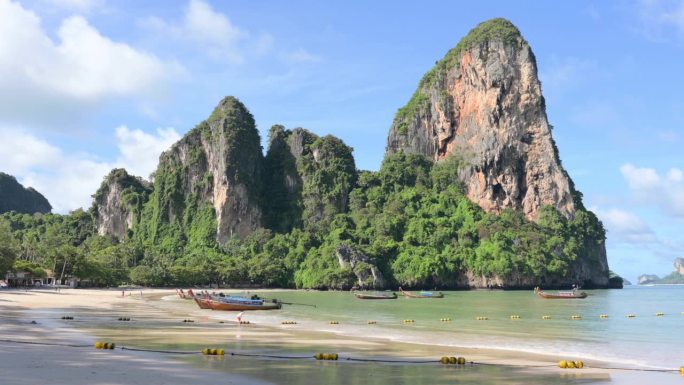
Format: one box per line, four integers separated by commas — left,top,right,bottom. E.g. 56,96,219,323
638,258,684,284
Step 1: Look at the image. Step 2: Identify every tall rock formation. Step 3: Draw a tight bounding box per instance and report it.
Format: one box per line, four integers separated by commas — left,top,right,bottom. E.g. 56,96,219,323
139,96,263,246
263,125,356,232
386,18,575,221
91,168,151,240
386,18,609,288
0,172,51,214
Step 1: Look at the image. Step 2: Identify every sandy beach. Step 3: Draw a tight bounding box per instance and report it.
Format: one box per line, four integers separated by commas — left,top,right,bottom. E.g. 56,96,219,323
0,288,678,385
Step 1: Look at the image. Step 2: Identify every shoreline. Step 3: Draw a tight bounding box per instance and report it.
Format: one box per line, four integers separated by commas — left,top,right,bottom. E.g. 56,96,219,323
1,288,680,384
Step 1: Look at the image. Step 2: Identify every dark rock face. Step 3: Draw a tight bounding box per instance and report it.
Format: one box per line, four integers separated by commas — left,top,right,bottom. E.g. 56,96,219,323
386,18,575,221
92,168,151,240
0,172,51,214
263,125,356,232
336,244,385,289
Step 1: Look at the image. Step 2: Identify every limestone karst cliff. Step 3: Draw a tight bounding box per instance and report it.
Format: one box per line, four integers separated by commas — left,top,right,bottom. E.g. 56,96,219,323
137,96,263,246
77,19,611,290
0,172,51,215
263,126,356,233
91,168,151,240
385,18,608,288
386,18,575,221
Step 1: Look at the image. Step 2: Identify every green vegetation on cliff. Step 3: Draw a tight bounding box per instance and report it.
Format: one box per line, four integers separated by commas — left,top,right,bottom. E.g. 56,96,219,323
0,86,606,289
0,172,52,215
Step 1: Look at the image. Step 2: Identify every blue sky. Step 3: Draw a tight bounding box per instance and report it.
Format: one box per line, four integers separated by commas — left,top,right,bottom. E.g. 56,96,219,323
1,0,682,282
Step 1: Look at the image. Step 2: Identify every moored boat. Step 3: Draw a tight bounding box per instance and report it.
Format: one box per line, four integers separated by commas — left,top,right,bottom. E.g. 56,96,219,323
534,287,587,299
205,297,282,311
194,296,213,309
354,291,398,300
399,287,444,298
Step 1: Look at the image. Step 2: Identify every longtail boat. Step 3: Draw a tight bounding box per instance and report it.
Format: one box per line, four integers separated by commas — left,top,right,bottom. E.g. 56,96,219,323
204,297,282,311
354,291,398,300
176,288,192,299
194,297,212,309
399,287,444,298
534,287,587,299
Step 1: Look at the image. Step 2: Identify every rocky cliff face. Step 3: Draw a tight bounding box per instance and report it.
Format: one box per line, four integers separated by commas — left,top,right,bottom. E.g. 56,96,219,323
142,96,263,245
263,125,356,232
386,18,575,221
92,168,151,240
385,18,609,288
0,172,51,215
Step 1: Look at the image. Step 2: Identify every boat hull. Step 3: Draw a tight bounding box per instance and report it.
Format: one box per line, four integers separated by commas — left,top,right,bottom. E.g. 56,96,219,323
399,288,444,298
354,293,397,300
535,288,587,299
205,299,282,311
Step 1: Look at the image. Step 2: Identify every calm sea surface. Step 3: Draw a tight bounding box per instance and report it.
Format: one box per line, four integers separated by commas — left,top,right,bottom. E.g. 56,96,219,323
238,285,684,370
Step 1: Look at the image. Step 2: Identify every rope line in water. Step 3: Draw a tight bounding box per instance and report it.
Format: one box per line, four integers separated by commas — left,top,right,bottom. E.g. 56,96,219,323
0,338,680,374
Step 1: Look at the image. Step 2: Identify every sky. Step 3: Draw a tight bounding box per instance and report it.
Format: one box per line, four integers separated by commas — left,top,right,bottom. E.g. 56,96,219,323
0,0,682,283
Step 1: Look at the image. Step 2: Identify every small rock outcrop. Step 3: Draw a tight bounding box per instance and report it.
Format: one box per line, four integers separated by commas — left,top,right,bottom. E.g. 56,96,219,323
91,168,151,240
336,245,385,289
386,18,575,221
0,172,51,214
638,274,660,285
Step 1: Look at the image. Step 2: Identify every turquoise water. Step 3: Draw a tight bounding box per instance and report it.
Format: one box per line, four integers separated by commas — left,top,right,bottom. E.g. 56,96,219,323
224,286,684,370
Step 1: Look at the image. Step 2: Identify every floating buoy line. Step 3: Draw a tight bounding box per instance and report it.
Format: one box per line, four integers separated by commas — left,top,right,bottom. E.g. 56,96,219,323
0,338,681,375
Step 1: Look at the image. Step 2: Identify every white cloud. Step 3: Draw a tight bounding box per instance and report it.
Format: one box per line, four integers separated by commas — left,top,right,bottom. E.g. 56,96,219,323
0,126,180,213
41,0,103,12
0,0,182,125
139,0,253,62
115,125,181,178
634,0,684,40
285,48,322,64
594,207,658,244
620,163,684,217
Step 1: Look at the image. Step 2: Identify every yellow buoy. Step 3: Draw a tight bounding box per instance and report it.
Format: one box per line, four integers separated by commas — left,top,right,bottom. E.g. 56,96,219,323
331,353,338,360
448,356,457,364
679,366,684,375
558,360,568,368
457,356,466,365
314,353,323,360
656,312,664,316
542,315,551,320
566,360,576,369
440,356,449,364
575,361,584,369
217,349,225,356
95,341,103,349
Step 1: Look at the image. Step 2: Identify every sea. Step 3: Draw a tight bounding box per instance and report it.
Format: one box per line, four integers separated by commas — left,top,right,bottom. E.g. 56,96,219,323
245,285,684,370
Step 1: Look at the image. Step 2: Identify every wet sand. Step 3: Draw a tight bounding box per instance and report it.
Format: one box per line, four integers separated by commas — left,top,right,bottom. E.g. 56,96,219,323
0,288,678,384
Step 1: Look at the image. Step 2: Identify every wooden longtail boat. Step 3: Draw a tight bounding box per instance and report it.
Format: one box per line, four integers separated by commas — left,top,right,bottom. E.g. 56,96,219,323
399,287,444,298
195,296,282,311
534,287,587,299
354,292,398,300
176,288,191,299
194,297,212,309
